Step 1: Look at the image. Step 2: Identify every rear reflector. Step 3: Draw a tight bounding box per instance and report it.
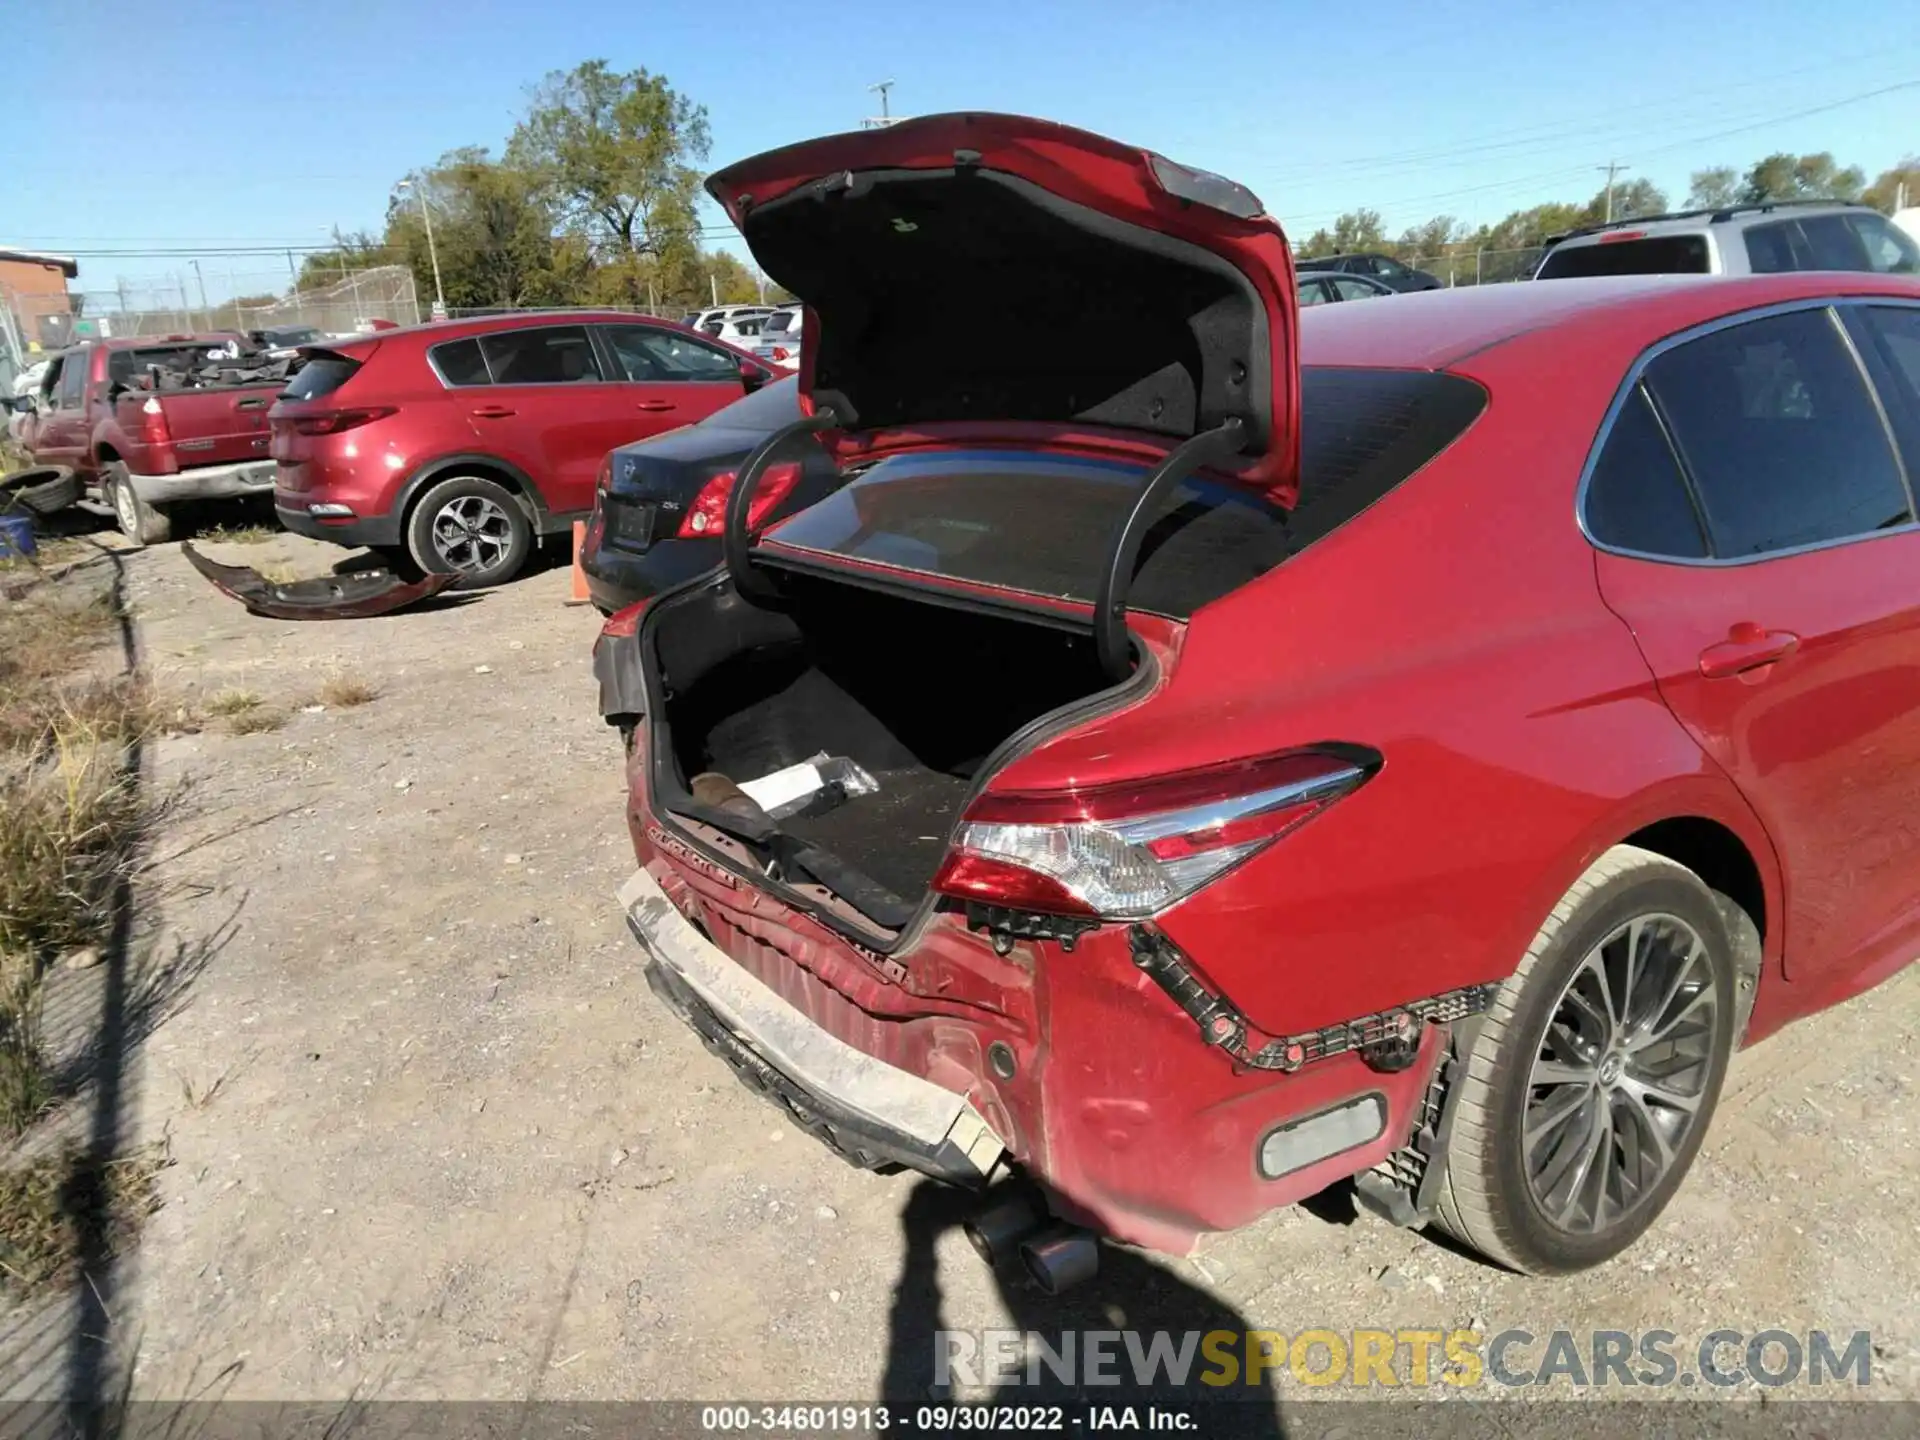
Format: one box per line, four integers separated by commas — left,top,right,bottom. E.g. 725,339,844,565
1256,1096,1386,1180
934,749,1374,920
679,461,803,537
289,406,396,436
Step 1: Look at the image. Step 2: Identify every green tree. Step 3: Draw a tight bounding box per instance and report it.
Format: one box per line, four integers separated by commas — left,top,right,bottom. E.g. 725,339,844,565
1298,208,1386,258
1581,177,1667,224
1687,166,1740,209
1864,155,1920,214
506,59,711,287
387,149,572,309
1741,151,1866,204
296,229,390,291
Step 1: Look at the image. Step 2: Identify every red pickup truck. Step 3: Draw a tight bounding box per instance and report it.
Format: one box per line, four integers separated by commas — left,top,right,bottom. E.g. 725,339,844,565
16,335,283,544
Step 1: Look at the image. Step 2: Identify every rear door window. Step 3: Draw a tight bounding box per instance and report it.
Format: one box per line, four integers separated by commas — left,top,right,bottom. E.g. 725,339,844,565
1583,387,1707,558
1643,307,1912,556
478,325,603,384
1843,305,1920,477
603,325,744,382
1745,215,1876,273
1537,235,1711,277
1849,214,1920,274
429,337,490,387
765,368,1488,616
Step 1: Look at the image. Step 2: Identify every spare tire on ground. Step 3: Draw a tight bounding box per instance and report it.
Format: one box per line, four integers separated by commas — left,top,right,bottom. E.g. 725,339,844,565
0,466,80,518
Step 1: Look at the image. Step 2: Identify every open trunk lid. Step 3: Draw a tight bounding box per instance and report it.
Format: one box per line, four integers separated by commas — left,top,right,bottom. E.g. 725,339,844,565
707,112,1301,504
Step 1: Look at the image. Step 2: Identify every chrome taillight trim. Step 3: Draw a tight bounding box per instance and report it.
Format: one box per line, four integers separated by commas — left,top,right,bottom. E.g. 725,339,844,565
1107,764,1367,845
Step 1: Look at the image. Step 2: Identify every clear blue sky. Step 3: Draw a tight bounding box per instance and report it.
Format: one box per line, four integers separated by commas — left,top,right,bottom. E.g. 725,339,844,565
10,0,1919,303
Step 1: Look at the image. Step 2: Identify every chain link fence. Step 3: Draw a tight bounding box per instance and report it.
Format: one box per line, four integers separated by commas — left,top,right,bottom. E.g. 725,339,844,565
71,266,421,342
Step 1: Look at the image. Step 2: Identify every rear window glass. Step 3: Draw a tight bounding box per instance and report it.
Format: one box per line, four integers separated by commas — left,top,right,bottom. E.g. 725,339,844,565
764,368,1487,617
430,337,490,386
1537,235,1710,278
279,352,362,402
105,344,224,385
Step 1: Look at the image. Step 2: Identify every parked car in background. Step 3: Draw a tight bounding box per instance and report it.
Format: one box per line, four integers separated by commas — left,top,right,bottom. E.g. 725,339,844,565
249,324,325,358
689,305,774,338
1298,251,1441,291
270,310,778,588
12,335,286,544
1535,200,1920,279
581,375,843,611
599,112,1920,1287
750,304,805,370
1296,270,1396,306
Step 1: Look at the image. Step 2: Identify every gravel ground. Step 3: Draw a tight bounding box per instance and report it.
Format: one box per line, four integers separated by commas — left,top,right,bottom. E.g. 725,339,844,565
3,533,1915,1426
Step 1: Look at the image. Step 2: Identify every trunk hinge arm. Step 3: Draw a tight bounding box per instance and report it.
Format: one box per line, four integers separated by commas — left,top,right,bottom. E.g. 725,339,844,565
1093,417,1250,682
723,405,848,598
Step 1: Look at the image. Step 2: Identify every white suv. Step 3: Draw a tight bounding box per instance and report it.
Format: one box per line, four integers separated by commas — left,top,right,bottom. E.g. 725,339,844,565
1535,201,1919,279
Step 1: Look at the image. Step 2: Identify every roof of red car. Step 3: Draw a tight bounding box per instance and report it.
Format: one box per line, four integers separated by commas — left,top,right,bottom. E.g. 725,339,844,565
1301,272,1920,371
325,309,676,349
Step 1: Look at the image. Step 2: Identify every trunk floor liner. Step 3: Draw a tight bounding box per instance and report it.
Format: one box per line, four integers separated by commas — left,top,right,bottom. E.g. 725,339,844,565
781,768,974,902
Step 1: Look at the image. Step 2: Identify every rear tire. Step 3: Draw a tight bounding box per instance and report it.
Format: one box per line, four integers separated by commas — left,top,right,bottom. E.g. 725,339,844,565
103,461,172,546
404,475,531,590
1429,845,1736,1274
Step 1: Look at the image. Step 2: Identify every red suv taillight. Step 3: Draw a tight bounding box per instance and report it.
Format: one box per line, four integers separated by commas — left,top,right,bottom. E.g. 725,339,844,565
931,749,1375,919
138,395,171,447
289,406,397,436
677,461,803,537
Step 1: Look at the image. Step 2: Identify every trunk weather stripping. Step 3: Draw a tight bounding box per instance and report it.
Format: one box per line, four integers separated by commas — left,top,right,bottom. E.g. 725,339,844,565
182,543,458,620
1094,418,1250,681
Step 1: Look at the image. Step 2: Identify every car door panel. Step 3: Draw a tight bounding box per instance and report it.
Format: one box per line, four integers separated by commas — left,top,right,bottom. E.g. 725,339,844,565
1590,304,1920,985
472,324,637,517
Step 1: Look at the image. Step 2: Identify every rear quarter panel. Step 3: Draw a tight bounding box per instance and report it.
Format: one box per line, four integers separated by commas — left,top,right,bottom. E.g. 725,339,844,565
994,340,1782,1038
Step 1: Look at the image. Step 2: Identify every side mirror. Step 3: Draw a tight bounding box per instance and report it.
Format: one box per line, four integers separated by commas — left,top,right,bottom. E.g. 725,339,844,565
739,361,767,394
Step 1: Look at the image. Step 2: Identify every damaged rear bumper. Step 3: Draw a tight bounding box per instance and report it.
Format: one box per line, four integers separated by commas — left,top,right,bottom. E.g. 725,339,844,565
618,866,1005,1184
182,542,458,620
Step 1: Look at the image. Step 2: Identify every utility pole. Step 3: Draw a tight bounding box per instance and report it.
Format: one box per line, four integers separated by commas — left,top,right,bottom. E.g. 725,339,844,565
863,80,897,129
190,259,210,330
396,177,447,320
1597,160,1627,224
177,273,193,332
711,273,719,307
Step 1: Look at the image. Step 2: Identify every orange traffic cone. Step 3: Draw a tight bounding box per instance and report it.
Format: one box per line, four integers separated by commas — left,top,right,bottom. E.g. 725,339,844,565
565,520,592,607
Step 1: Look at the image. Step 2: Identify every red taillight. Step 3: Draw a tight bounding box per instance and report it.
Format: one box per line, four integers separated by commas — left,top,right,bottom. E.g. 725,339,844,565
933,749,1375,920
289,406,397,436
677,461,803,538
598,597,651,641
138,395,171,446
768,346,791,362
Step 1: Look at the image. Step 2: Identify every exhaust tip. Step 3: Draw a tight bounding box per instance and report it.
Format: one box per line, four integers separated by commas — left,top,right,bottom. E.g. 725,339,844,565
1018,1225,1100,1296
964,1191,1045,1266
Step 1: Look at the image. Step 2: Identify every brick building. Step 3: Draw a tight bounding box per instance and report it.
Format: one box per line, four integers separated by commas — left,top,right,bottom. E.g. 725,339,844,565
0,247,80,353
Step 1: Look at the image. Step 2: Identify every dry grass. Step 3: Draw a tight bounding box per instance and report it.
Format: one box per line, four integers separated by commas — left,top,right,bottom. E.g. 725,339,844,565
0,574,157,1137
202,688,262,718
0,1139,168,1301
223,707,287,736
316,672,377,708
195,522,277,546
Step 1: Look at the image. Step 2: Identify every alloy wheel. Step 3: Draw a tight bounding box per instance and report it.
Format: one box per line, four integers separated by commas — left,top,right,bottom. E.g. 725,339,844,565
429,494,513,572
1522,912,1721,1234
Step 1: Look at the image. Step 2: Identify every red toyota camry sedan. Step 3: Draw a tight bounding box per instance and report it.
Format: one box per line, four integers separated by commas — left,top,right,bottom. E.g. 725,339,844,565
595,113,1920,1287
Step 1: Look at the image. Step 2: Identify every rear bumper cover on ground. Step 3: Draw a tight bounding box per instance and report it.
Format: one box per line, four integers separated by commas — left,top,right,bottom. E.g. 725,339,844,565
182,542,458,620
619,866,1006,1184
132,460,277,504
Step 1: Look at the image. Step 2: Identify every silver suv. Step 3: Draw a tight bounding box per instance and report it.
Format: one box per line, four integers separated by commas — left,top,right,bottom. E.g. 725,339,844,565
1535,200,1919,280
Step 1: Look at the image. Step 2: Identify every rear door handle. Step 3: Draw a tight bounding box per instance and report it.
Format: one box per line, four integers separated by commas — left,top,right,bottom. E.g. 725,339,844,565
1699,623,1800,679
469,405,516,419
635,400,677,413
235,397,269,410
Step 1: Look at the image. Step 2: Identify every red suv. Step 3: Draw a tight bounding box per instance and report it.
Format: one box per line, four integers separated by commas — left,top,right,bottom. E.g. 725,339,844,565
597,114,1920,1289
271,311,775,586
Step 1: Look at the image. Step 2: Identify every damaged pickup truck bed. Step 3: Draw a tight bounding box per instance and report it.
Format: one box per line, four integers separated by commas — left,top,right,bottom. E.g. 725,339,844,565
15,336,298,546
